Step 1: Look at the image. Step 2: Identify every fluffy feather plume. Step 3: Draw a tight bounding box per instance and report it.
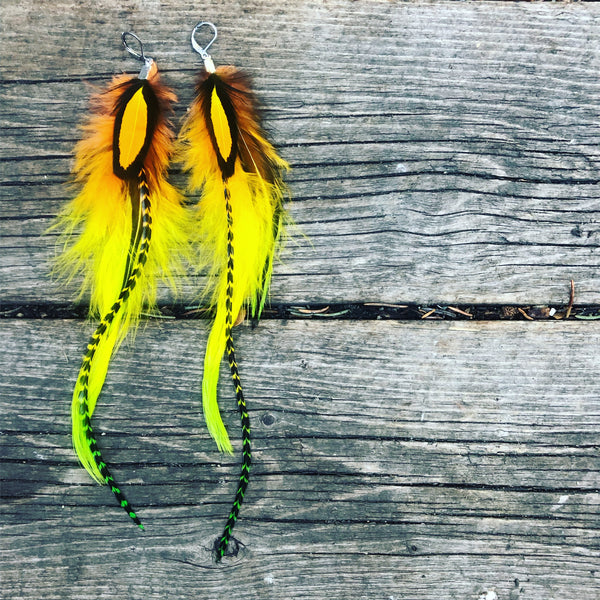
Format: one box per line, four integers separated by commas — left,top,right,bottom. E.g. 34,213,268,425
179,65,288,558
180,67,288,451
54,63,189,527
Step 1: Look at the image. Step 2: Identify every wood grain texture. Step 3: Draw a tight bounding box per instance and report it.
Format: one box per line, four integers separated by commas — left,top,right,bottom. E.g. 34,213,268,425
2,0,600,304
2,2,600,599
1,319,599,600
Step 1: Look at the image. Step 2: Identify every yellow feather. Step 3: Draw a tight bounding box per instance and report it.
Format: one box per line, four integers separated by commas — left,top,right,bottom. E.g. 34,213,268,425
55,173,189,482
178,67,289,453
197,169,278,451
71,319,121,482
210,88,232,160
54,171,188,342
52,74,191,486
118,87,149,171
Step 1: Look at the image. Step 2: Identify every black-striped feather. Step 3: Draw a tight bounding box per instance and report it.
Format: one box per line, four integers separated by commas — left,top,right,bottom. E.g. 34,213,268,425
75,169,152,529
216,184,252,561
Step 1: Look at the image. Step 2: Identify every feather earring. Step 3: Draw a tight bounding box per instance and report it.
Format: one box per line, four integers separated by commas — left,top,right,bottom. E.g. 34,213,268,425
54,33,189,528
178,22,289,559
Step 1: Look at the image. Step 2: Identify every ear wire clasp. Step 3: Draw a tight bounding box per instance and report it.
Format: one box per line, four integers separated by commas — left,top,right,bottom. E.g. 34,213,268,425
191,21,217,73
121,31,154,79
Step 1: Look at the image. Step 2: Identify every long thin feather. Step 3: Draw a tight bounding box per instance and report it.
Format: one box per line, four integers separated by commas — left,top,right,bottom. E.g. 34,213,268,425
180,67,288,449
179,65,289,558
53,66,190,526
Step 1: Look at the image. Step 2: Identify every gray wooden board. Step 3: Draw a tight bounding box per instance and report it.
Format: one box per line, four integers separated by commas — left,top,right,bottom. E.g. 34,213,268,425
2,1,600,599
1,319,599,600
2,1,600,305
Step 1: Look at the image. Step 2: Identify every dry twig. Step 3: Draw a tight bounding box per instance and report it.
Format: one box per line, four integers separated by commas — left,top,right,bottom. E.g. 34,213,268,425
565,279,575,319
517,307,534,321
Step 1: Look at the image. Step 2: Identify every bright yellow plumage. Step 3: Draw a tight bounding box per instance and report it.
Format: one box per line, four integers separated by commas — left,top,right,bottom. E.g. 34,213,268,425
179,66,288,453
210,88,233,160
54,72,190,484
198,170,279,451
118,86,149,171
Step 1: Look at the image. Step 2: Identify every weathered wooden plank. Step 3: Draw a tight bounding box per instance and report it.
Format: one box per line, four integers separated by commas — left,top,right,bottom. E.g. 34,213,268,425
2,1,600,304
1,319,598,599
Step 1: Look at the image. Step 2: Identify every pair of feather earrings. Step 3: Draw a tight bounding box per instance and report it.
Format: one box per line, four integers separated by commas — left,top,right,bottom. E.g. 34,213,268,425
55,23,288,560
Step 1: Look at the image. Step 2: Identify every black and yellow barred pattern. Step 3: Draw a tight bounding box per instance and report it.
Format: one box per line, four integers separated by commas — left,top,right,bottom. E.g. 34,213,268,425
216,185,252,561
75,169,152,529
180,63,288,560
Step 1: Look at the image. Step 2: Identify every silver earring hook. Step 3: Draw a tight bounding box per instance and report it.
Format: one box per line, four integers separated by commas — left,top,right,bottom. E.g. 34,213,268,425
121,31,154,79
191,21,217,73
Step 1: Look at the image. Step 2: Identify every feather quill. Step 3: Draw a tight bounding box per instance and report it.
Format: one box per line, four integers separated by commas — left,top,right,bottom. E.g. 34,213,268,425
54,60,189,527
179,63,288,558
